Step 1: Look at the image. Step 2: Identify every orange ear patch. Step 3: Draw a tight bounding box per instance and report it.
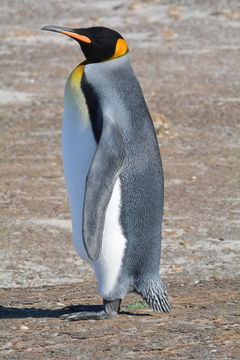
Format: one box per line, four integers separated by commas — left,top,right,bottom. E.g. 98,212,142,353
61,31,91,43
113,38,128,58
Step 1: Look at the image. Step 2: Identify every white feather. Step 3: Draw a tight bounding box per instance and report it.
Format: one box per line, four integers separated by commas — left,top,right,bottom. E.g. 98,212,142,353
62,82,97,263
94,177,127,297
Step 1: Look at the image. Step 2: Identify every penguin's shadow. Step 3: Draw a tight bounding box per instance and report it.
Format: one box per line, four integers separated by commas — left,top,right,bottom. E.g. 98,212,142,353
0,304,151,319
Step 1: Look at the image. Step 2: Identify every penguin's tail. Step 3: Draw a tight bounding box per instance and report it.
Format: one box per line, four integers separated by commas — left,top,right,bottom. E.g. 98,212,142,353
134,277,170,312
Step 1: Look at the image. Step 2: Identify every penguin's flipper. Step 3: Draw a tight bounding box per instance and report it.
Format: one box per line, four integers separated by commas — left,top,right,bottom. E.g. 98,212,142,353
83,120,126,261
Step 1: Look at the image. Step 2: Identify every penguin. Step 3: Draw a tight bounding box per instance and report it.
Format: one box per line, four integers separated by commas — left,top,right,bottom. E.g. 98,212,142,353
41,25,170,319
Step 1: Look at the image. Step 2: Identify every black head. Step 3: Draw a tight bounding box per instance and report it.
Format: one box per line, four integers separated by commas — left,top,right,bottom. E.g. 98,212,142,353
41,25,128,63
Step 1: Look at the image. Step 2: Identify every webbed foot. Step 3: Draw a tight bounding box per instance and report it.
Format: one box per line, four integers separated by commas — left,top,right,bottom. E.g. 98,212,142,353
61,299,121,321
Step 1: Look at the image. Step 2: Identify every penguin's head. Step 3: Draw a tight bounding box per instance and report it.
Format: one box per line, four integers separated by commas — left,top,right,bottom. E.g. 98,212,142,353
41,25,128,63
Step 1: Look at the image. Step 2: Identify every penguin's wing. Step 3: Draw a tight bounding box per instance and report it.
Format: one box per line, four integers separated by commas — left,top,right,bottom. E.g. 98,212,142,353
83,117,126,261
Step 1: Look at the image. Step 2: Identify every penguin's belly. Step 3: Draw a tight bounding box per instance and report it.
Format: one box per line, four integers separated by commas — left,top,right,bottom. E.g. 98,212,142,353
62,86,97,262
63,112,127,294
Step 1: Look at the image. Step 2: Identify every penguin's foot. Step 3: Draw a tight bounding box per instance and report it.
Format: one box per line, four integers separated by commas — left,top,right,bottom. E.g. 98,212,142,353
61,310,115,320
61,299,121,321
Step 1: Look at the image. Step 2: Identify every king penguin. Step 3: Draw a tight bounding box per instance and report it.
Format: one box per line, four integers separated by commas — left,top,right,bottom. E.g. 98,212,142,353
41,25,170,319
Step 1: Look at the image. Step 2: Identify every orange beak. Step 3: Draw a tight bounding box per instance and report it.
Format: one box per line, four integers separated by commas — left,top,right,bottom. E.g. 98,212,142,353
41,25,91,43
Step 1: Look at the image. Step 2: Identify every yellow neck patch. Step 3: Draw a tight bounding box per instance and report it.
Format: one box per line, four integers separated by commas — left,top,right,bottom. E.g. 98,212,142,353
68,64,84,91
111,38,128,59
65,64,90,128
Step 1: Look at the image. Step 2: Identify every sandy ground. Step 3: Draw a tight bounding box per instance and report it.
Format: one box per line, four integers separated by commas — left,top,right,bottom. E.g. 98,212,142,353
1,279,239,359
0,0,239,359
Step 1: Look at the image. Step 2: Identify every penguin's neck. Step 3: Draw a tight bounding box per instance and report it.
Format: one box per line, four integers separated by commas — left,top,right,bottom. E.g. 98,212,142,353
83,54,133,99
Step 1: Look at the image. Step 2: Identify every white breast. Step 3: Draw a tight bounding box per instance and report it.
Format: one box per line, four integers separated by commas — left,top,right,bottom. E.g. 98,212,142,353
62,83,97,262
63,109,127,294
